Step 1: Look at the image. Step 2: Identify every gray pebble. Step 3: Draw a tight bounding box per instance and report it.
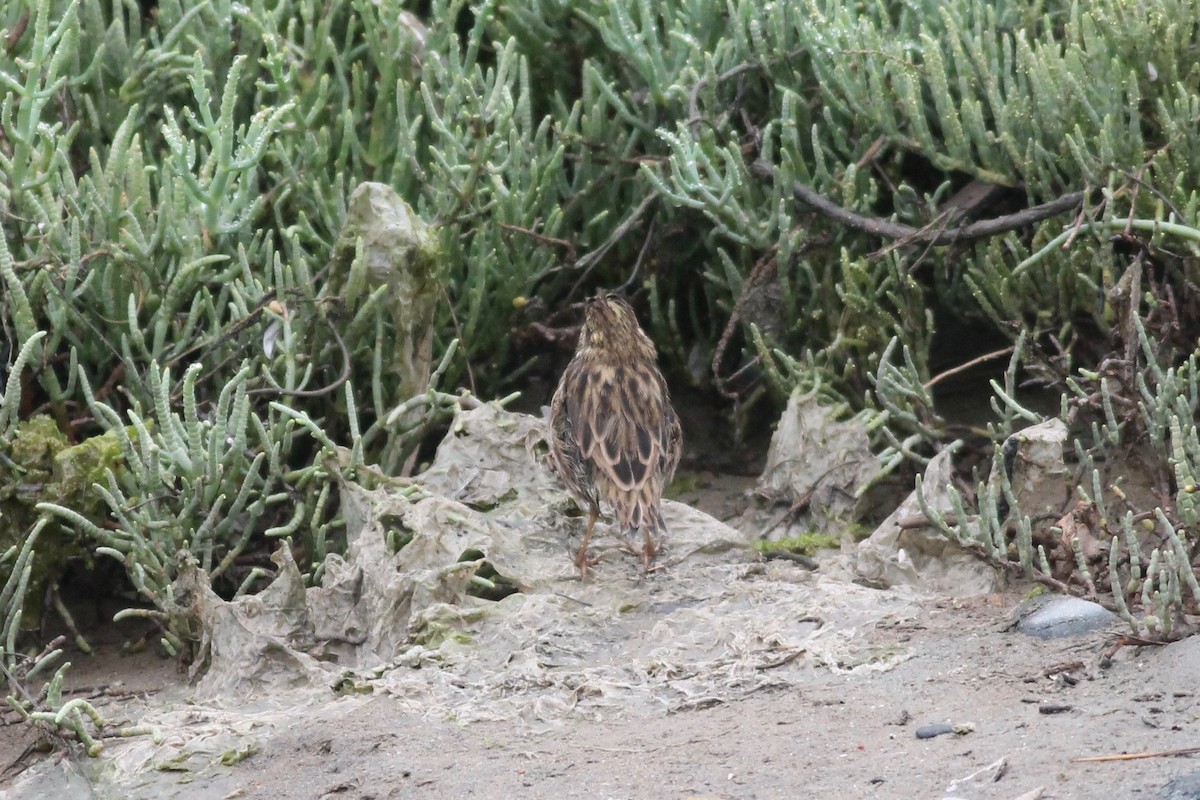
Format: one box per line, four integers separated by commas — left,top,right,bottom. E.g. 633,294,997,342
1015,595,1118,639
1161,771,1200,800
915,723,955,739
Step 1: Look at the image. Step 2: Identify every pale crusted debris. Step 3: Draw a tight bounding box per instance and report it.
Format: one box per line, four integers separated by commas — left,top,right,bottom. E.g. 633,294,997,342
44,404,926,796
750,388,883,539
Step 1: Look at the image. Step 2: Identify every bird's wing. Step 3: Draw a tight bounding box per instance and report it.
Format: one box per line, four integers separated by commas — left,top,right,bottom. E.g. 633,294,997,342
566,363,664,495
592,405,659,493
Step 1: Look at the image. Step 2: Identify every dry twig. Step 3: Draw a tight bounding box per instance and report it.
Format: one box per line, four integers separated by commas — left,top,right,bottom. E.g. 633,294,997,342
749,160,1088,244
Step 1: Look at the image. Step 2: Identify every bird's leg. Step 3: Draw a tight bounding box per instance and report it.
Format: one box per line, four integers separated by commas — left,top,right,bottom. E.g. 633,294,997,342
574,508,601,573
640,527,658,573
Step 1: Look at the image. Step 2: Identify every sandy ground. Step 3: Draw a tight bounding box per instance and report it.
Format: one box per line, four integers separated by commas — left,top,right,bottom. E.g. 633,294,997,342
219,597,1200,800
6,590,1198,800
3,475,1199,800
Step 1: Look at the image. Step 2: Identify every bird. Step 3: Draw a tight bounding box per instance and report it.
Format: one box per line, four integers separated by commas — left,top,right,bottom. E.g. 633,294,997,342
549,291,683,573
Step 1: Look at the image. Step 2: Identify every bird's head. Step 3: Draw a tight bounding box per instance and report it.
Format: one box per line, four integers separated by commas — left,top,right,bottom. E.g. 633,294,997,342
578,292,655,358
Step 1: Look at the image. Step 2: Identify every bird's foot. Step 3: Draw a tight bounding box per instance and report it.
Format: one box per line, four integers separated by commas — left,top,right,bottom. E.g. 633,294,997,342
574,547,602,577
640,535,659,575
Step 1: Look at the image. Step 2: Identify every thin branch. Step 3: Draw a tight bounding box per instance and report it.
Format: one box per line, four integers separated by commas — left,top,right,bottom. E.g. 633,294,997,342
616,216,658,293
1118,167,1185,223
750,160,1087,244
1074,746,1200,763
499,223,577,262
924,346,1016,390
439,283,475,394
247,316,351,399
166,263,332,396
569,192,658,300
687,61,765,128
712,248,777,400
4,9,29,56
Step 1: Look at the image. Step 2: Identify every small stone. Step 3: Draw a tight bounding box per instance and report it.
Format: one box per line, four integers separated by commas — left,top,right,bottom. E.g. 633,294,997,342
1160,770,1200,800
1015,595,1118,639
915,723,955,739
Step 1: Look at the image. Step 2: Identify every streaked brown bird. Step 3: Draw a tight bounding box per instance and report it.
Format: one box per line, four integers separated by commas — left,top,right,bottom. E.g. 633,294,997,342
549,292,683,573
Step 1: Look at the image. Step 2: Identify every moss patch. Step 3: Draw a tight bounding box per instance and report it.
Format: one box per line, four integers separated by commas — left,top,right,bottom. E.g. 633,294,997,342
0,416,125,629
754,534,840,556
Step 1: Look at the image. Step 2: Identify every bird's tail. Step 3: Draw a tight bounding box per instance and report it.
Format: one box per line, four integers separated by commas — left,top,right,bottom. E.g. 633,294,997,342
622,483,667,538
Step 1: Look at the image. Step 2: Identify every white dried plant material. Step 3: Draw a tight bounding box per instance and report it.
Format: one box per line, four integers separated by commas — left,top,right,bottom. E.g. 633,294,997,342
994,418,1071,524
60,404,927,795
370,558,920,727
753,388,881,537
92,702,284,783
856,448,1004,595
188,545,329,697
260,319,281,358
339,182,442,434
420,402,559,503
